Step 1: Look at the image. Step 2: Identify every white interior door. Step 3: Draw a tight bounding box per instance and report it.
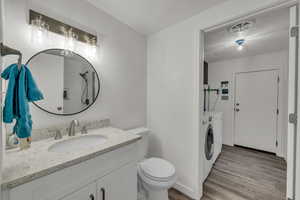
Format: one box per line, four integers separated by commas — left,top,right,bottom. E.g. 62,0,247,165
234,70,279,153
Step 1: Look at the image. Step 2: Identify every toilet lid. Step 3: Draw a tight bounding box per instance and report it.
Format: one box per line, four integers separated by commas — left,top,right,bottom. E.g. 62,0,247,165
139,158,176,182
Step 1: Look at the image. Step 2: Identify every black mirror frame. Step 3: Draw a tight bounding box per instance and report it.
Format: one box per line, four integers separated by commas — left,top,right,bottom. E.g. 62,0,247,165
26,48,101,116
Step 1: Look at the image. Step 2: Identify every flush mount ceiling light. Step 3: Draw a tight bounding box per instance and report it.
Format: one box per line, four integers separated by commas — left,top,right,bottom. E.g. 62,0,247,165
235,39,246,51
228,20,254,51
228,20,255,33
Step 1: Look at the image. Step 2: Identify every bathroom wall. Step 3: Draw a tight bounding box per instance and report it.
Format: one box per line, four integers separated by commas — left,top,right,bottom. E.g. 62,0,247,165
147,0,293,198
208,50,289,159
3,0,147,130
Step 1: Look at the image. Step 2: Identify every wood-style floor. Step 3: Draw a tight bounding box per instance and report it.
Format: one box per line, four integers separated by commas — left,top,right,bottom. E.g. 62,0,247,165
169,145,287,200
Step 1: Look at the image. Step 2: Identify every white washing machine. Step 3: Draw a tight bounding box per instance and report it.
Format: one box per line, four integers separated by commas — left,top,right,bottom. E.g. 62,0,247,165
202,113,215,181
202,112,223,181
211,112,223,163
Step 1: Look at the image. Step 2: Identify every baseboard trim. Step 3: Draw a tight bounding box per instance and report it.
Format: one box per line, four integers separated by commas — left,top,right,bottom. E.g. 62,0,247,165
173,182,198,199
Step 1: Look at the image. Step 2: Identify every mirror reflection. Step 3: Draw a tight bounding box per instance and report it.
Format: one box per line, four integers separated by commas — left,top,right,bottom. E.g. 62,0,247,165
27,49,100,115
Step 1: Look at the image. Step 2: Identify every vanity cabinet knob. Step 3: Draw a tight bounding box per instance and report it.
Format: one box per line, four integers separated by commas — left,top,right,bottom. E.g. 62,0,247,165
54,130,62,140
101,188,106,200
81,126,88,134
89,194,95,200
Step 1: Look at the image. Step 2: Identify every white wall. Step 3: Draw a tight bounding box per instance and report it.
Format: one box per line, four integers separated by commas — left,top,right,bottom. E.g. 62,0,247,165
147,0,293,198
3,0,147,130
208,50,289,159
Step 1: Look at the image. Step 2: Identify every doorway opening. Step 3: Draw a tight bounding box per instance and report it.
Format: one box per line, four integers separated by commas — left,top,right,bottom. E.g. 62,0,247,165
201,5,293,200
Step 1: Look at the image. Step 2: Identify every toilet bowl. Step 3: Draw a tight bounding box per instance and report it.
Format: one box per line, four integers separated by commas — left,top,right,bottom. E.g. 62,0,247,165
138,158,177,200
126,128,177,200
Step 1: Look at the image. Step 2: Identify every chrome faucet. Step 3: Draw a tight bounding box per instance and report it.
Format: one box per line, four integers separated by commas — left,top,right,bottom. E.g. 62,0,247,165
68,120,79,136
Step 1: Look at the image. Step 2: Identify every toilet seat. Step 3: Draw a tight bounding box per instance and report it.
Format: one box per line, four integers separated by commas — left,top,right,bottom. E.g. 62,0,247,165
138,158,176,182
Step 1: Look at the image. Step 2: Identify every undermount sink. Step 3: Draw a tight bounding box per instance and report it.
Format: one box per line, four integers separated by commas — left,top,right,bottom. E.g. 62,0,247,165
48,135,108,153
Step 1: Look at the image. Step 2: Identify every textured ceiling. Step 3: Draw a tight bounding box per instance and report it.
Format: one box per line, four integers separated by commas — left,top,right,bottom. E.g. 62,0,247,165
205,7,290,63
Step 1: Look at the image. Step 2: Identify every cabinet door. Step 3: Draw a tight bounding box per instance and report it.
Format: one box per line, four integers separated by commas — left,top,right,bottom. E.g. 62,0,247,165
60,183,96,200
96,163,137,200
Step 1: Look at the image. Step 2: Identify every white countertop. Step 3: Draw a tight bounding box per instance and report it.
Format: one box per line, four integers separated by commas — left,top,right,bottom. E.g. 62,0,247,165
2,127,141,189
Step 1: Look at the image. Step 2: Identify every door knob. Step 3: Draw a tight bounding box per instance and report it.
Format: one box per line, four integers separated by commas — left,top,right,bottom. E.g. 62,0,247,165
235,108,240,112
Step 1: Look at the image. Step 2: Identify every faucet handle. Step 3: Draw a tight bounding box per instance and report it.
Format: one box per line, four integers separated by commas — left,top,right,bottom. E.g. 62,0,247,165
81,126,88,134
73,119,79,126
54,129,63,140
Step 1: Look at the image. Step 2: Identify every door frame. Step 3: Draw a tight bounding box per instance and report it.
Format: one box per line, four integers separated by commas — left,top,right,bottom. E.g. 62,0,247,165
295,2,300,199
198,1,298,199
233,69,280,154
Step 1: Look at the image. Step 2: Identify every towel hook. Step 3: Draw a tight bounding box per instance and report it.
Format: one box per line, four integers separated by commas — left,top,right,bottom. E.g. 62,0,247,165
0,42,22,70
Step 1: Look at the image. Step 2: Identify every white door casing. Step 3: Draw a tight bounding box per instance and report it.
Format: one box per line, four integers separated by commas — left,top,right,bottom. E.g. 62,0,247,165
234,69,279,153
288,5,297,200
289,3,300,200
295,1,300,199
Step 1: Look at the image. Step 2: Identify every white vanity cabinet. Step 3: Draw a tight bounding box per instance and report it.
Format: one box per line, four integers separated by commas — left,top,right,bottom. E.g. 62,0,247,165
60,163,137,200
95,163,137,200
3,142,139,200
60,183,96,200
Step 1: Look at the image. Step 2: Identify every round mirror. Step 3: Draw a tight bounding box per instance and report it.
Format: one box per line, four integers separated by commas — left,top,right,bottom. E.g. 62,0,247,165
26,49,100,115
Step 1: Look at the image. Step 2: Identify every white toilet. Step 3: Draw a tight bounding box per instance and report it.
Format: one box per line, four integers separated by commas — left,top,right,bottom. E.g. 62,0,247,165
127,128,177,200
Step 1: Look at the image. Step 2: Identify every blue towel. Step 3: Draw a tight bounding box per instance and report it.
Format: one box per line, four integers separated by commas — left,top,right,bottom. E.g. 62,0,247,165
1,64,43,138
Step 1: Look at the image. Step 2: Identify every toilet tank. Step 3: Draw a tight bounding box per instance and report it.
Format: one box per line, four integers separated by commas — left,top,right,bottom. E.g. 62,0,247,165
126,127,149,160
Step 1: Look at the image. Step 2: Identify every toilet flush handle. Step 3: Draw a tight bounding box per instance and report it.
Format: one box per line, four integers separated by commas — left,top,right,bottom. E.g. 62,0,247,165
100,188,105,200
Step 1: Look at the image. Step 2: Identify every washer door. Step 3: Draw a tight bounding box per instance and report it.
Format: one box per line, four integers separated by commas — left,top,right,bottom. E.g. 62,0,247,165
205,124,214,161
